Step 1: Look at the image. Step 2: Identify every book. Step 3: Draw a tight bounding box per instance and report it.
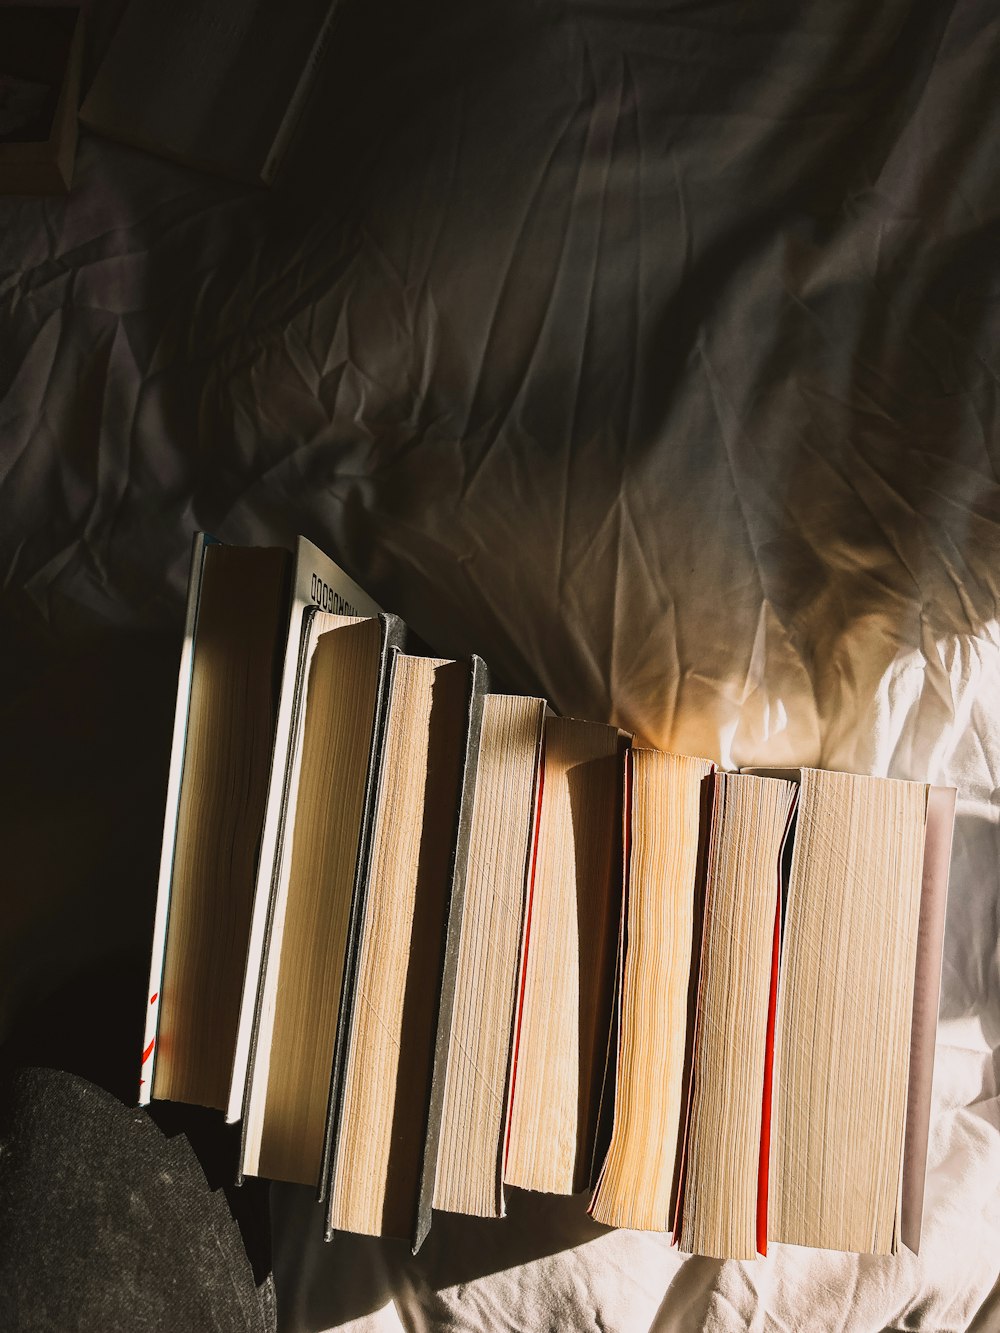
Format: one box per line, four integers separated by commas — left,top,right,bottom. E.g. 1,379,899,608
588,749,715,1231
324,652,489,1247
764,768,955,1256
146,538,292,1110
504,716,630,1196
80,0,341,185
225,542,380,1122
0,6,83,194
901,784,956,1253
141,534,380,1109
412,656,491,1249
238,609,404,1188
432,693,546,1220
675,772,798,1260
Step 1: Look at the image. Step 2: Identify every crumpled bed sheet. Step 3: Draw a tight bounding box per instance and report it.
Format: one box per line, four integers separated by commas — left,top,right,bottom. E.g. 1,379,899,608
1,1,998,1329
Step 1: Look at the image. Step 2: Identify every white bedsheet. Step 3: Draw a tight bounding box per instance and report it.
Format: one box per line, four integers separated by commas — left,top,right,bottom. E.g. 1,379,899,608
1,1,998,1324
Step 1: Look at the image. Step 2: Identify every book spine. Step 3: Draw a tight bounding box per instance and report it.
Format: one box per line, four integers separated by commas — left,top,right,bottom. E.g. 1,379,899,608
899,785,956,1252
139,532,212,1105
260,0,341,183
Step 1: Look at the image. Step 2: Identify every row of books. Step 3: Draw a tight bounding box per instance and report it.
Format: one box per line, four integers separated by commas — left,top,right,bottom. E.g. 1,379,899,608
143,534,955,1261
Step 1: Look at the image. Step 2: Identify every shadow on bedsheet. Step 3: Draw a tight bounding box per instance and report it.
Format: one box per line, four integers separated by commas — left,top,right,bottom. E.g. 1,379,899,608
271,1180,615,1329
939,811,1000,1052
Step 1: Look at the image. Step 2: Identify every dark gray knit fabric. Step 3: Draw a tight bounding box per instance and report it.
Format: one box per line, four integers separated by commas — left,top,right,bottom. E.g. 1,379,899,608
0,1067,276,1333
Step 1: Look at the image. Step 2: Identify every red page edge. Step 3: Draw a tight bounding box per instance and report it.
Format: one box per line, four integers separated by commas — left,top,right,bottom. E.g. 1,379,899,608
756,892,781,1256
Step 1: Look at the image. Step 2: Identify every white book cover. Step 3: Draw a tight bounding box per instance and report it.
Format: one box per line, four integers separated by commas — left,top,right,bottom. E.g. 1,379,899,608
140,532,212,1104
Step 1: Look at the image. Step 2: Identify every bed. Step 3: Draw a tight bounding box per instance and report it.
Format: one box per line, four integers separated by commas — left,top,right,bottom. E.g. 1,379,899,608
1,1,998,1328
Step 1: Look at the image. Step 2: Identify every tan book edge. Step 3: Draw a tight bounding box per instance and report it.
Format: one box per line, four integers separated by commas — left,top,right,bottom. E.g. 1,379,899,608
767,769,930,1254
588,750,714,1231
241,614,382,1185
676,773,797,1259
504,717,628,1195
432,694,546,1218
327,656,469,1239
745,766,955,1254
227,538,380,1122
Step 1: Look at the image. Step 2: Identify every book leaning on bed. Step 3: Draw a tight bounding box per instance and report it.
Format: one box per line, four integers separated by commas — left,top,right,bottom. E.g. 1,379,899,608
143,532,955,1259
141,533,380,1115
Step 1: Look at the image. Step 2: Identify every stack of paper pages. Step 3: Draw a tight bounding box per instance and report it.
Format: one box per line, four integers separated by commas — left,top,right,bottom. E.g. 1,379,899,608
141,534,955,1258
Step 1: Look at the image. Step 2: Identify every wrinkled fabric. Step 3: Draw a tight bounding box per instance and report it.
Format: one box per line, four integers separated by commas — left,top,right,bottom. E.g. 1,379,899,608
1,0,998,1329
